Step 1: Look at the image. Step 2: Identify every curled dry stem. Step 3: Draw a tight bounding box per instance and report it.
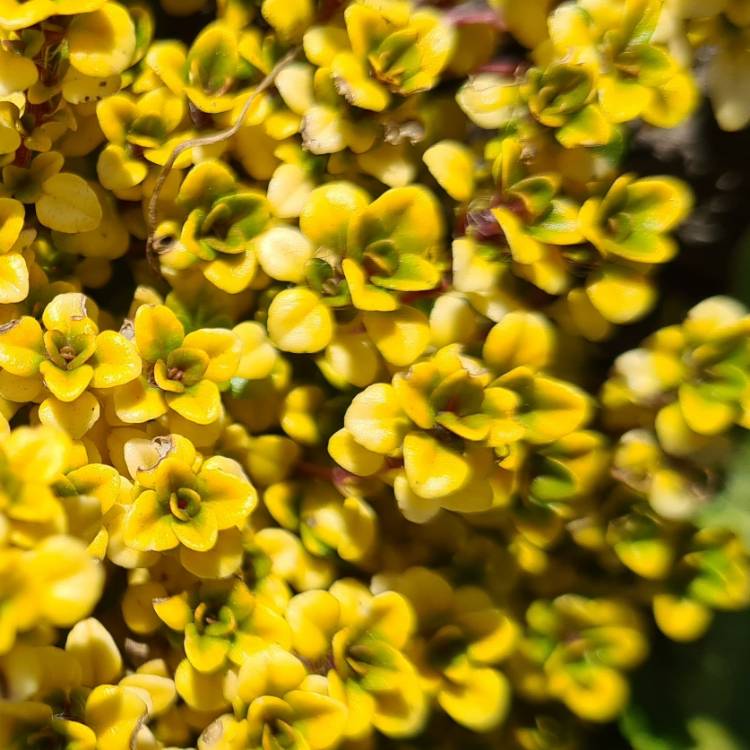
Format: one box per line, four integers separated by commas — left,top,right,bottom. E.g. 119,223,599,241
145,46,301,271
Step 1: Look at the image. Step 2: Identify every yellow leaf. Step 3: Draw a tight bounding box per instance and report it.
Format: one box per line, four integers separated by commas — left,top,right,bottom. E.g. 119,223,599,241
0,49,38,96
362,307,431,366
653,594,712,642
37,174,103,233
403,432,472,499
68,2,137,78
423,141,475,201
0,252,28,304
268,287,334,353
438,663,510,732
328,428,385,476
66,617,123,686
0,197,24,253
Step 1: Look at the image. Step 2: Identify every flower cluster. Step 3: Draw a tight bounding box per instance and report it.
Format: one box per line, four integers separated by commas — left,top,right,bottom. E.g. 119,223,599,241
601,297,750,640
657,0,750,130
0,0,747,748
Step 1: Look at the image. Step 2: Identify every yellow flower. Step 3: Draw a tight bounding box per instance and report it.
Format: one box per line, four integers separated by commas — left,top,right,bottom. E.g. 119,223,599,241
254,226,315,285
516,595,648,722
0,538,103,655
35,173,104,234
483,311,555,373
686,528,750,608
119,657,178,720
96,87,189,192
153,578,291,673
54,461,124,552
653,592,713,643
705,21,750,130
579,174,692,265
0,1,734,747
201,645,347,750
492,0,555,48
276,62,379,156
219,424,299,488
456,72,523,130
325,0,456,105
605,296,750,531
342,186,446,312
286,581,428,740
122,433,257,559
0,46,39,97
0,424,70,538
154,160,270,293
114,303,241,426
262,143,318,219
264,479,377,563
547,0,698,128
522,63,612,148
161,271,254,333
300,181,370,255
47,183,130,262
84,684,151,750
373,567,518,731
0,701,97,750
250,526,335,594
528,429,611,515
317,319,382,388
490,136,583,276
652,528,750,642
226,354,292,434
333,345,589,520
605,490,677,580
0,293,140,437
182,21,271,114
30,534,105,630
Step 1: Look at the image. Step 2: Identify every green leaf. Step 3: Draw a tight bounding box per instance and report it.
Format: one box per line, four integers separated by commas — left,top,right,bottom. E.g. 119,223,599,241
624,0,661,47
697,431,750,547
372,253,441,291
528,198,583,245
305,257,335,291
731,225,750,306
621,610,750,750
529,458,576,503
187,23,238,95
689,718,743,750
556,103,612,148
591,126,628,171
509,175,559,218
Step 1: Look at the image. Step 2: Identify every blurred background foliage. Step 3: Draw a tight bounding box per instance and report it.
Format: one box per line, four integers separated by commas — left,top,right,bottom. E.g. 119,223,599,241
620,387,750,748
578,89,750,750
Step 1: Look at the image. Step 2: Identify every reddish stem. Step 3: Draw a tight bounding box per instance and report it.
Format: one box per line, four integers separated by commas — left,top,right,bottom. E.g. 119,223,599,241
444,3,506,30
297,462,336,482
476,57,531,77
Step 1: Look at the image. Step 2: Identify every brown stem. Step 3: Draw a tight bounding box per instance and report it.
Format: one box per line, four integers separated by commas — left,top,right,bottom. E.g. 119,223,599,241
297,462,336,481
145,46,301,271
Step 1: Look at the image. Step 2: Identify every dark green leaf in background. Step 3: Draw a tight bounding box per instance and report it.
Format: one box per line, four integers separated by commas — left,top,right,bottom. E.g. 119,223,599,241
621,610,750,749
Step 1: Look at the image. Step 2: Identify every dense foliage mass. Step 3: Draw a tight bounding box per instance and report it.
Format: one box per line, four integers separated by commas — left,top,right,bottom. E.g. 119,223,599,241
0,0,748,748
